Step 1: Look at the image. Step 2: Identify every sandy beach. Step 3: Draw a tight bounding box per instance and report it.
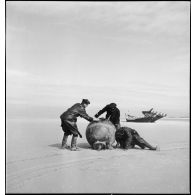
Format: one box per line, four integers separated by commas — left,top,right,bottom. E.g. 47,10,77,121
6,118,190,193
5,1,191,194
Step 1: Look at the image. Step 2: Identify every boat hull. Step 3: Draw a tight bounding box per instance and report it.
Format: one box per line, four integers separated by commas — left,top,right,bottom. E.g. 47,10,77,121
126,116,163,123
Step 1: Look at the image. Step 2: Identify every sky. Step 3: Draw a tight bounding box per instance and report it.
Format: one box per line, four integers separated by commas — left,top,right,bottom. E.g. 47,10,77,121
6,1,190,119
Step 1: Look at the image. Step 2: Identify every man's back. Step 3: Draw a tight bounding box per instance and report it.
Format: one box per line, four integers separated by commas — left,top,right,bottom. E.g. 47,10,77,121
95,103,120,126
61,103,92,122
60,103,81,122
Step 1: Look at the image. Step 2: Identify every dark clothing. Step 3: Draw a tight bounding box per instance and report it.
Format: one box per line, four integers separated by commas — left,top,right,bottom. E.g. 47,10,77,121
61,120,79,136
115,127,156,150
115,127,133,149
95,104,120,127
60,103,93,136
60,103,93,122
82,99,90,105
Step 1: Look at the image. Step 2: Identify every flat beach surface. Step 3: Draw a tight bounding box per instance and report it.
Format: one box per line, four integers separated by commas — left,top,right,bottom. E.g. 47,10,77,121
6,118,190,193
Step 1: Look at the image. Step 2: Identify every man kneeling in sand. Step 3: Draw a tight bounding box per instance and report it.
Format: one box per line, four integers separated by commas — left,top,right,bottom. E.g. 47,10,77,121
115,127,159,150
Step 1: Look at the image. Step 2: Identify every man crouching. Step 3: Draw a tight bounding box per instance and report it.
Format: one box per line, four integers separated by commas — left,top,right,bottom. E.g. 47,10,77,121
115,127,159,150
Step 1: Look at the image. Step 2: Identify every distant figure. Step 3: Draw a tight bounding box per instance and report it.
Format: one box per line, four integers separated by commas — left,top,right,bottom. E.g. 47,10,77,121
94,103,120,129
60,99,93,151
115,126,158,150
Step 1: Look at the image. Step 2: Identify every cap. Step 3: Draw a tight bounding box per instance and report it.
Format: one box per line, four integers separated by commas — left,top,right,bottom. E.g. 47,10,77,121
109,103,117,107
82,99,90,105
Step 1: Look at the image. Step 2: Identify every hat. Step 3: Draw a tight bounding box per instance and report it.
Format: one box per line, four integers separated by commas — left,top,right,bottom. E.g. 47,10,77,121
109,103,117,107
82,99,90,105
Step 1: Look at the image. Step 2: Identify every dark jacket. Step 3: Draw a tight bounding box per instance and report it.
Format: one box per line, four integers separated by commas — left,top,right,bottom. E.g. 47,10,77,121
60,103,93,123
115,127,133,148
115,127,145,149
95,103,120,125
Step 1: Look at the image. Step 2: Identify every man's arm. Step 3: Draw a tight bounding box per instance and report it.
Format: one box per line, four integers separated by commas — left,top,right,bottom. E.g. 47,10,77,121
95,106,108,118
78,107,93,122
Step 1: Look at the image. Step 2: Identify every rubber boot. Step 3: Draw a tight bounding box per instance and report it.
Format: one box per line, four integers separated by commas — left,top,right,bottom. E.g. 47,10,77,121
61,134,69,149
71,136,78,151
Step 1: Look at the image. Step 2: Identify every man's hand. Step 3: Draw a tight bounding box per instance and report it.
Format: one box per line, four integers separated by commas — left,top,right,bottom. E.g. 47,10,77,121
93,118,99,122
94,114,99,118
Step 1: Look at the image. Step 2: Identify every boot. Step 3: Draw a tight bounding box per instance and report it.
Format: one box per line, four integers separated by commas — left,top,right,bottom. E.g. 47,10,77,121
155,145,160,151
71,136,78,151
61,134,69,149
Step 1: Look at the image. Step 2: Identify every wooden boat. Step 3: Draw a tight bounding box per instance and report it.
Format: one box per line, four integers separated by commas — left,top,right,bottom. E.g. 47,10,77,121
126,108,167,123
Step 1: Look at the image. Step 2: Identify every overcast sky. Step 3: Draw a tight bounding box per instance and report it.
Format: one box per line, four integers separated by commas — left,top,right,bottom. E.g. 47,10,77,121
6,1,190,119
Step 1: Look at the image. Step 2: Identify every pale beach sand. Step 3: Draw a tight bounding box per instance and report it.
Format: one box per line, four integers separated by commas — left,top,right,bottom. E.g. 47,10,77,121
6,118,190,193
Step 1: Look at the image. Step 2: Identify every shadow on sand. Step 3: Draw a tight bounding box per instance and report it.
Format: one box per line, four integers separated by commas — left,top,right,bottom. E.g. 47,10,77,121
49,143,62,149
77,142,91,149
48,143,149,151
48,142,92,150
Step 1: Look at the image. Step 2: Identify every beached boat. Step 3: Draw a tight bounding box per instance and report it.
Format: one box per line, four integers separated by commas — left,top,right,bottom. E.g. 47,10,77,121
125,108,167,123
